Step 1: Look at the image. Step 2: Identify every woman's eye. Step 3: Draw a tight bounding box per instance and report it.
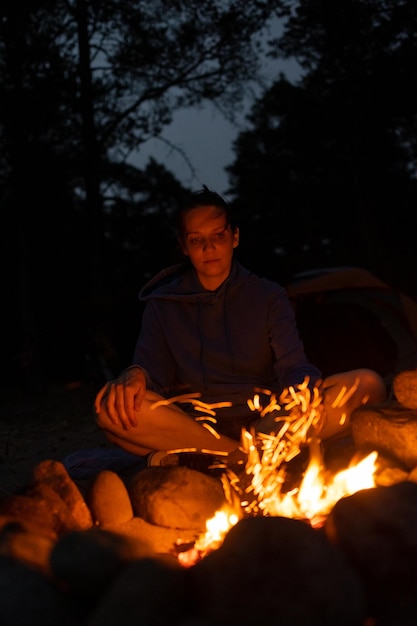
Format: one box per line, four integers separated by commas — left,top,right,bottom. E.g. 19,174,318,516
215,232,225,240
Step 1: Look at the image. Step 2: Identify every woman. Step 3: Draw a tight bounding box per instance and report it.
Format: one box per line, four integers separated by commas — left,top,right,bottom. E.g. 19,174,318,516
94,187,386,464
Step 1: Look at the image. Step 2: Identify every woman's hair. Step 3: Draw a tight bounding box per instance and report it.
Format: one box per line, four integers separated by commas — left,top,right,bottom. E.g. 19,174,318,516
175,185,237,242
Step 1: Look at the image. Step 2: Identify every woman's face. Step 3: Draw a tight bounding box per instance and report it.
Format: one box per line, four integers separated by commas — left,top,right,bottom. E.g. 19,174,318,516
180,205,239,290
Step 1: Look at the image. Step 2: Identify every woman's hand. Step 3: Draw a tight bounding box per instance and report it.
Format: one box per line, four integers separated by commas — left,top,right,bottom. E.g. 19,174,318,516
94,366,147,430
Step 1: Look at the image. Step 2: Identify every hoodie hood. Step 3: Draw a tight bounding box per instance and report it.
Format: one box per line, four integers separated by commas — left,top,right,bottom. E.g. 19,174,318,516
138,260,247,303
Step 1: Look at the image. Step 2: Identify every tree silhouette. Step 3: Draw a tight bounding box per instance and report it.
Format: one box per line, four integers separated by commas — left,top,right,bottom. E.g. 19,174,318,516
227,0,417,293
0,0,280,391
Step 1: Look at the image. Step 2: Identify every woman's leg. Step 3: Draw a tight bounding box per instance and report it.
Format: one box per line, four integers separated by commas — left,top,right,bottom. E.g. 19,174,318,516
96,389,239,456
319,368,387,440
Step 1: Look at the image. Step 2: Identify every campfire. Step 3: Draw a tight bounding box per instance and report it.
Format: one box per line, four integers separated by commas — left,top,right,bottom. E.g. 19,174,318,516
161,377,380,565
2,371,417,625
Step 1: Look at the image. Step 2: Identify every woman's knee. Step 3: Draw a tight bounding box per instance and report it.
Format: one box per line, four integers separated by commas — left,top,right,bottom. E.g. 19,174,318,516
354,368,387,403
324,368,387,405
95,409,126,437
95,408,112,431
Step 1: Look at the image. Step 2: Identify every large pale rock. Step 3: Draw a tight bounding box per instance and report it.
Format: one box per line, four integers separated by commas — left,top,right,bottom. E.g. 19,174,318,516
351,405,417,470
87,470,134,525
127,466,228,531
325,481,417,623
191,516,365,626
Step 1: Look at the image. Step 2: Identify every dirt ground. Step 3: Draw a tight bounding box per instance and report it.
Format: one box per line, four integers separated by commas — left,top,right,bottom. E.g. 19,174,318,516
0,383,110,498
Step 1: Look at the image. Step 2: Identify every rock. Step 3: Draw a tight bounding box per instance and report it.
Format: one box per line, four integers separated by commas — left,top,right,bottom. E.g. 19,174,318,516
0,521,54,576
0,495,65,541
98,516,201,556
87,556,189,626
325,481,417,623
86,470,134,525
374,462,409,486
31,460,93,531
6,420,417,624
50,528,157,599
127,466,229,531
407,465,417,483
350,405,417,470
190,516,365,626
393,369,417,409
0,554,85,626
0,460,93,540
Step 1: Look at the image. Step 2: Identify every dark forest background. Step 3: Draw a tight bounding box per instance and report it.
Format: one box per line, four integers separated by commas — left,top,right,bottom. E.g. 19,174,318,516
1,0,417,405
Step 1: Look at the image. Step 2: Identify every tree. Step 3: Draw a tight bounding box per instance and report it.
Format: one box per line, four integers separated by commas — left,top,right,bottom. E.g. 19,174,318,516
0,0,85,390
0,0,281,389
69,0,283,288
227,0,417,294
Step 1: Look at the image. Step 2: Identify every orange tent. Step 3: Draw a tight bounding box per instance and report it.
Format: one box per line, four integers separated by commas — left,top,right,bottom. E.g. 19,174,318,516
286,267,417,385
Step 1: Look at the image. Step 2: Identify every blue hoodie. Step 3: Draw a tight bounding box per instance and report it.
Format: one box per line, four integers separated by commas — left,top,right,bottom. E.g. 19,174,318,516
133,260,322,438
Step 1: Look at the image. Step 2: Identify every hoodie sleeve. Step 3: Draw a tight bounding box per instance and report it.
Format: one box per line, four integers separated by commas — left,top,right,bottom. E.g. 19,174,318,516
267,284,322,392
132,300,178,395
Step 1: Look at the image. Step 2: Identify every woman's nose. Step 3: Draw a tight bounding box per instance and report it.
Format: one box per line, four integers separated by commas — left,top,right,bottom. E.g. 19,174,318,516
203,236,216,250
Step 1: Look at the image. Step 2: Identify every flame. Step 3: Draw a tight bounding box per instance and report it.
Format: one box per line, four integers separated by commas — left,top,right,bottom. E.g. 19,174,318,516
252,443,378,527
234,379,378,526
177,508,239,567
195,509,240,552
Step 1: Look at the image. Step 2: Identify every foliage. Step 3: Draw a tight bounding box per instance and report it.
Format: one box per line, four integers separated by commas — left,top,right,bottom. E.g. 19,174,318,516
0,0,278,390
227,0,417,292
